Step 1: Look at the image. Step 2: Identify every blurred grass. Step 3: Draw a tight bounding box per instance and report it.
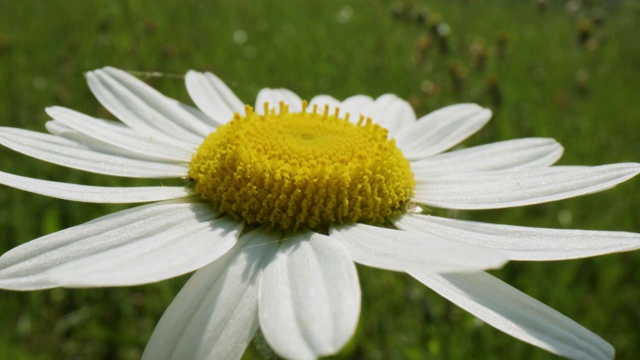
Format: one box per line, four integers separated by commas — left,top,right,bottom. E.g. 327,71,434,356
0,0,639,359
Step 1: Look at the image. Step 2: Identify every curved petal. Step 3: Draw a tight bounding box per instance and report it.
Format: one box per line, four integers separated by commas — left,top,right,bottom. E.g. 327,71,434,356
0,170,192,203
259,231,360,360
86,68,205,147
413,163,640,209
44,119,191,165
411,138,563,178
0,127,188,178
0,200,242,289
185,70,245,125
255,88,303,114
169,97,221,133
100,67,215,138
411,271,614,360
338,95,374,121
395,214,640,261
396,104,491,160
142,227,278,360
308,95,341,116
360,94,417,139
45,119,183,163
46,106,193,162
329,223,506,273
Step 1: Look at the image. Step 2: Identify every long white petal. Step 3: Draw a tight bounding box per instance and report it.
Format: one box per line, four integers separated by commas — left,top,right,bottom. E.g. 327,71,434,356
412,271,614,360
396,104,491,160
329,223,506,273
360,94,417,138
45,118,188,164
255,88,303,114
0,170,192,203
185,70,245,125
259,231,360,360
142,227,278,360
44,119,192,166
395,214,640,261
87,68,206,147
411,138,563,178
46,106,193,162
0,200,241,289
0,127,188,178
101,67,215,138
414,163,640,209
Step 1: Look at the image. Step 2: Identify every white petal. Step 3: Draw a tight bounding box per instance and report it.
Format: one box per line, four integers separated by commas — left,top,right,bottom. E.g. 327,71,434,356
142,227,278,360
45,118,192,166
396,104,491,160
411,138,563,178
0,127,188,178
46,106,193,162
413,163,640,209
0,200,241,289
338,95,374,121
0,170,192,203
169,97,222,132
101,67,215,138
46,113,128,134
329,223,506,273
308,95,341,116
185,70,245,125
259,231,360,360
87,67,206,146
412,271,614,360
395,214,640,261
255,88,303,114
45,118,178,163
360,94,417,138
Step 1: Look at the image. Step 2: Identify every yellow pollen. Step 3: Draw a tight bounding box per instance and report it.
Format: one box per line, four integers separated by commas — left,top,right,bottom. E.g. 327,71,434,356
188,102,415,232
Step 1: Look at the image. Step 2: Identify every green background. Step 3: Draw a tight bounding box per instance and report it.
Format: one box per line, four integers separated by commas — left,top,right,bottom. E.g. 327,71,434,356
0,0,639,359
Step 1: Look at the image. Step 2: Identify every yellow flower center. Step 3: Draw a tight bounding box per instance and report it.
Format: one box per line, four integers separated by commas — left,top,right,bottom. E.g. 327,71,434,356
189,102,415,232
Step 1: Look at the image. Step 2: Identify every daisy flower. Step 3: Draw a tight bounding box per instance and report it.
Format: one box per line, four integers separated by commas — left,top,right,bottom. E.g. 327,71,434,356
1,66,639,360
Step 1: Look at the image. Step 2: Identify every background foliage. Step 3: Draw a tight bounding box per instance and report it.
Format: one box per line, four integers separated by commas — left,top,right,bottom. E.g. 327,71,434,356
0,0,639,359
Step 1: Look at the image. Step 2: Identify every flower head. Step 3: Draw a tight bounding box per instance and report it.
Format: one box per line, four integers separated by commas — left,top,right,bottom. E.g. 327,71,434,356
189,102,415,231
1,67,639,359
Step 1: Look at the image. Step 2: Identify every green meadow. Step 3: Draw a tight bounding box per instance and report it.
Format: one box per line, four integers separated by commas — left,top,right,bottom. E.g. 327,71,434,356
0,0,639,358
